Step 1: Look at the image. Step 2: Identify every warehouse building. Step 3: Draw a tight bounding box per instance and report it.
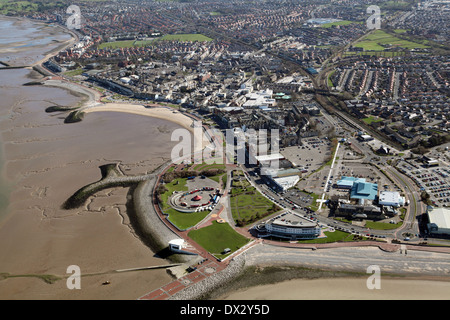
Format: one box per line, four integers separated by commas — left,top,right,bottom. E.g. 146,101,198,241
427,206,450,237
336,202,383,219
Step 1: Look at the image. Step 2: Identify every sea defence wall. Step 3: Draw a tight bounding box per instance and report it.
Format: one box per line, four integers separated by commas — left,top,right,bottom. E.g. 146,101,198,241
133,176,192,262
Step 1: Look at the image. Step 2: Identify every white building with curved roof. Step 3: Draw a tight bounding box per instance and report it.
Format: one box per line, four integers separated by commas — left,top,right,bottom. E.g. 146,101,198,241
257,212,320,240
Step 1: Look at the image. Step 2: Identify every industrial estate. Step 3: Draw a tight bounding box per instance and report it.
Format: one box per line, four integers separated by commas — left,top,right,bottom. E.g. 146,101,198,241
1,0,449,301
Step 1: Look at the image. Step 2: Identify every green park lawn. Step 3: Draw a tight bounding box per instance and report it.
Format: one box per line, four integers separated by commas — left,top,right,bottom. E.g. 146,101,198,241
365,220,402,230
98,40,136,49
353,30,429,51
362,116,383,125
230,186,281,225
165,207,210,230
188,221,250,258
158,177,209,230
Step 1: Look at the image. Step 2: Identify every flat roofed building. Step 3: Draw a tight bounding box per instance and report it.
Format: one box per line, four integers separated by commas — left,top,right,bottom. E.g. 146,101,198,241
254,153,285,163
427,207,450,236
379,191,405,207
272,175,300,192
260,212,320,240
336,203,382,219
336,176,366,189
358,134,373,142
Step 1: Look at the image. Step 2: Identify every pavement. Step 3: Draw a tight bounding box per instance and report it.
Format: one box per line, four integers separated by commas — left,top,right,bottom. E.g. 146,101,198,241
138,259,225,300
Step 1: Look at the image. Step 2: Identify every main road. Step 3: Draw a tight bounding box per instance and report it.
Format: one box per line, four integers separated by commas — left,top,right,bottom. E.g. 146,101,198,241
383,166,424,240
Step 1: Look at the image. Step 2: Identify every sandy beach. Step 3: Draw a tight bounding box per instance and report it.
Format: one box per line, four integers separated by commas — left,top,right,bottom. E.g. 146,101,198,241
82,103,208,155
220,277,450,300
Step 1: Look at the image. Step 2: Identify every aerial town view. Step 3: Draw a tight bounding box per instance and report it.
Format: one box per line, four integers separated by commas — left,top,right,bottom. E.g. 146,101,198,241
0,0,449,305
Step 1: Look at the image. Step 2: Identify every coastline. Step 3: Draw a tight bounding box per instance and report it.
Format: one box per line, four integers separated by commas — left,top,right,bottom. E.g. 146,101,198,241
2,15,450,301
218,272,450,300
82,102,206,150
0,16,189,299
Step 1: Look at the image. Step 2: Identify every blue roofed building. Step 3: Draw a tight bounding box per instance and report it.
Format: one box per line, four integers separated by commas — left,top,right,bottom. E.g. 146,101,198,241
350,181,378,201
306,67,318,75
336,176,366,189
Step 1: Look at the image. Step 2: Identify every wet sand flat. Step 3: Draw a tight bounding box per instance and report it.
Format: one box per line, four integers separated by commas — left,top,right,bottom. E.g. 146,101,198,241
0,21,189,297
220,277,450,300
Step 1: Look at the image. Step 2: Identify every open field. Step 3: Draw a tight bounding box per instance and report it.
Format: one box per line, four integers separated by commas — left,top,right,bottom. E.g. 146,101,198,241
343,51,406,57
98,40,136,49
362,116,383,125
188,221,250,259
353,30,429,51
159,34,213,42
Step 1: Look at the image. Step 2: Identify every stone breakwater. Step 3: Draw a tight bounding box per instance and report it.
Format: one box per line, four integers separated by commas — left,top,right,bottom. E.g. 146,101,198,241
168,255,246,300
133,175,186,254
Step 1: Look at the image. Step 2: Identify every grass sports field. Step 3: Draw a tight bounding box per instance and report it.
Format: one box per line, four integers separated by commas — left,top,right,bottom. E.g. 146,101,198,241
353,29,429,51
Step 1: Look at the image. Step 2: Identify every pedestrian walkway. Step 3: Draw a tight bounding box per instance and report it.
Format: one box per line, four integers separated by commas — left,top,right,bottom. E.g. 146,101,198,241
138,260,224,300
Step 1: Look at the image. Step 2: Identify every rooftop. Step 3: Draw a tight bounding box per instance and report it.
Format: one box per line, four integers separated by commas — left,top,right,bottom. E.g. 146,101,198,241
428,207,450,229
255,153,285,162
336,176,366,188
350,181,378,200
379,191,405,206
269,212,317,228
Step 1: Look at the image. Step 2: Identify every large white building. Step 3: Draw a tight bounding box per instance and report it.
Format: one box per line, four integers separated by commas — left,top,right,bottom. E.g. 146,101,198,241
272,175,300,192
427,207,450,236
256,212,321,240
378,191,405,207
